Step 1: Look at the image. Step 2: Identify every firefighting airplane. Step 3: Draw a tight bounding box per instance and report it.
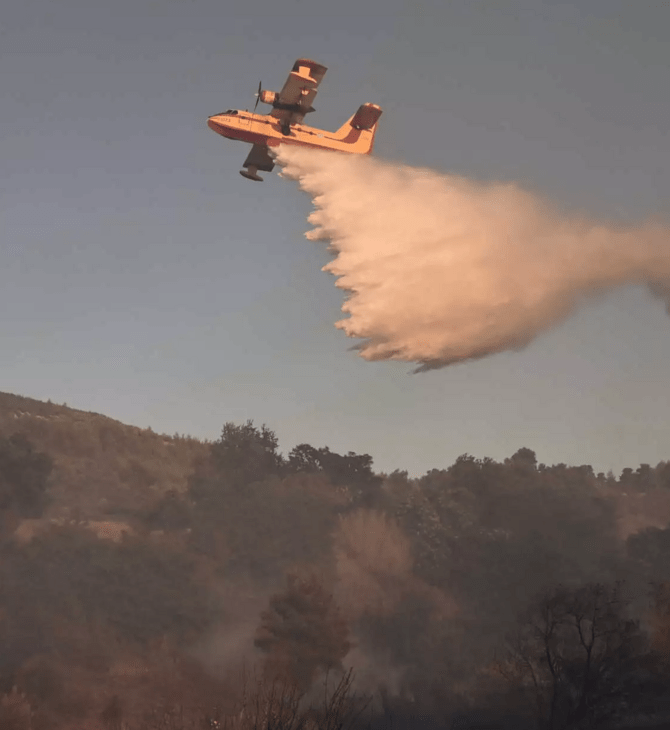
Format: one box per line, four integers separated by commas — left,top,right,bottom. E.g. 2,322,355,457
207,58,382,181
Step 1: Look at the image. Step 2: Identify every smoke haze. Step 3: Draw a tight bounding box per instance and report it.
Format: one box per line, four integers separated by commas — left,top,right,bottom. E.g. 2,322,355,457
277,147,670,370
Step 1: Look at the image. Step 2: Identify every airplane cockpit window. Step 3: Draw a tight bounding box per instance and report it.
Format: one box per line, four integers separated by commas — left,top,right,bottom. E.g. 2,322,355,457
223,109,238,115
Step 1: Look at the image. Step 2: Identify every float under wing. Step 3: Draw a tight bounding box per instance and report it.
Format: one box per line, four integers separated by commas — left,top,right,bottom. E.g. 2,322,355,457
239,143,275,182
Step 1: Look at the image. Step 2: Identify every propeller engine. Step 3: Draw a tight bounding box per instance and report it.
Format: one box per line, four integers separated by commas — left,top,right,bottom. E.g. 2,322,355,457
253,82,278,112
259,90,278,105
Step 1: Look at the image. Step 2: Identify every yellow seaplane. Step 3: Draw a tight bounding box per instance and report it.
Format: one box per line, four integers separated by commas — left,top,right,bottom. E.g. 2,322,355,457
207,58,382,181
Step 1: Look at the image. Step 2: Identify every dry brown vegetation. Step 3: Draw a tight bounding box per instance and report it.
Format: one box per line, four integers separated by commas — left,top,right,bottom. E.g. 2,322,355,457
0,391,208,522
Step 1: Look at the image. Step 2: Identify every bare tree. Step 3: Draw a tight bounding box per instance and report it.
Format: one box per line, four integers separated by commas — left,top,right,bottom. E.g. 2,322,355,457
130,667,369,730
493,582,659,729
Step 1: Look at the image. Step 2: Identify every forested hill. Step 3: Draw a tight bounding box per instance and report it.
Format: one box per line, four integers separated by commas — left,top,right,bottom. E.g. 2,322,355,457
2,390,670,729
1,388,669,537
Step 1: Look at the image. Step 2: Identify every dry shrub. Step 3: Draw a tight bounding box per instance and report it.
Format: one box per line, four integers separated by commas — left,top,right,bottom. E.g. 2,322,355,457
333,509,413,619
218,667,370,730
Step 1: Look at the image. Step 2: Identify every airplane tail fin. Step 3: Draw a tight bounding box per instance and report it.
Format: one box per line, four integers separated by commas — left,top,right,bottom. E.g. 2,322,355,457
332,103,383,153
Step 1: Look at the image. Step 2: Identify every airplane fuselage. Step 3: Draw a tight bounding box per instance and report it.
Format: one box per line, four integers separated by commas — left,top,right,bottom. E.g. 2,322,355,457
207,109,377,155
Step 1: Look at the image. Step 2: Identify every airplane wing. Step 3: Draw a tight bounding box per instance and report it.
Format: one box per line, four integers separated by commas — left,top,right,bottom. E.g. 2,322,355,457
270,59,327,130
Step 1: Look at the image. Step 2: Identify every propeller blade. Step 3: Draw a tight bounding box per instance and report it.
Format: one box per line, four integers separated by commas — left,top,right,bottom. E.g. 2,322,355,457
253,80,262,112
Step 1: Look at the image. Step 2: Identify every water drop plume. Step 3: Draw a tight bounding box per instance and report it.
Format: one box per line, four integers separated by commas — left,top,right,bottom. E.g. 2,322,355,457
277,146,670,371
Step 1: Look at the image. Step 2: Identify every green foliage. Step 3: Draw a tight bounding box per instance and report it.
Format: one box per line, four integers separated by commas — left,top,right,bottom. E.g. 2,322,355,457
505,446,538,470
619,463,658,492
205,420,284,489
396,452,618,594
255,573,351,690
288,444,382,506
386,451,625,676
655,461,670,489
0,525,215,655
288,443,378,486
0,434,52,519
190,475,337,582
188,423,357,581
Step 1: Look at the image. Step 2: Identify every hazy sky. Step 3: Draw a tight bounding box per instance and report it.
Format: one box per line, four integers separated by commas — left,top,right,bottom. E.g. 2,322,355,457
2,0,669,476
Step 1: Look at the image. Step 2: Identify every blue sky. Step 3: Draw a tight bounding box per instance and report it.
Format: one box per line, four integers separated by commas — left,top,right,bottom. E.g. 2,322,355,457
2,0,669,475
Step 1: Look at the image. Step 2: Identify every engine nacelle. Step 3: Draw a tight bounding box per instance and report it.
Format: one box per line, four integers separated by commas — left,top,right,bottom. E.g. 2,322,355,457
260,90,278,105
350,103,383,130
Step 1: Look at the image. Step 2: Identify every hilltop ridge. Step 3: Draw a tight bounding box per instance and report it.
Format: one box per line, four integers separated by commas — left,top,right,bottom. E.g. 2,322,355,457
0,390,209,520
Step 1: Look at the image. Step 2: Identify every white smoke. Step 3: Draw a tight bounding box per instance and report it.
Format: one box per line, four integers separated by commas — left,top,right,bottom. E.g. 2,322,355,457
276,146,670,371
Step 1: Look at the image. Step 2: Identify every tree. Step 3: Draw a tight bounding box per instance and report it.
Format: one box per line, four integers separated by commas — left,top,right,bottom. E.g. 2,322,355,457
287,444,382,506
620,464,657,492
655,461,670,490
254,573,352,690
190,421,283,499
332,509,413,621
394,452,619,631
286,444,324,475
494,582,661,730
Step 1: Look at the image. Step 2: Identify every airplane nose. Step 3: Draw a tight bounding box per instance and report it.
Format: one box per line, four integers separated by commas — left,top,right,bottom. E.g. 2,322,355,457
207,117,221,132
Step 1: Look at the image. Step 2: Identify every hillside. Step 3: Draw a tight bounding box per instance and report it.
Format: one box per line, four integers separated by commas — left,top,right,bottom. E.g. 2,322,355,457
1,391,670,729
0,391,209,520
